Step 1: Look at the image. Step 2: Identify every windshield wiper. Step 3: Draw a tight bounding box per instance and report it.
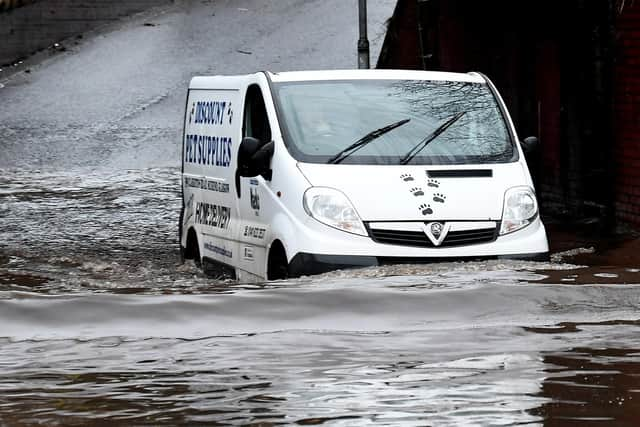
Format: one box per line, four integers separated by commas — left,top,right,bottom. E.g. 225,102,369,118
399,112,466,165
328,118,411,164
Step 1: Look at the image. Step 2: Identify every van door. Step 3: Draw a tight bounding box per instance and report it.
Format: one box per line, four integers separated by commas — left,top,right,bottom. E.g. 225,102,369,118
235,83,273,277
183,88,241,269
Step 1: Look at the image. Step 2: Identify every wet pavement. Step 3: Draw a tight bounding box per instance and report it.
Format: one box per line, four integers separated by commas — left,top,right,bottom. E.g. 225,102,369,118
2,0,640,425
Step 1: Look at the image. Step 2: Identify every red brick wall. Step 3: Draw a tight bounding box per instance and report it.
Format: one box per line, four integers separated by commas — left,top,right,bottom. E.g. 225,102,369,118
0,0,39,13
536,39,565,213
376,0,421,69
614,1,640,225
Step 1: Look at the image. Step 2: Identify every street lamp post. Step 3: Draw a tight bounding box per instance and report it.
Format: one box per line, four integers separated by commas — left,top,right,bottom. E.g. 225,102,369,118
358,0,370,69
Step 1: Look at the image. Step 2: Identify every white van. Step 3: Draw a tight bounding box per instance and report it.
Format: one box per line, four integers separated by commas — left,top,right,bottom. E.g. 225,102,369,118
179,70,549,281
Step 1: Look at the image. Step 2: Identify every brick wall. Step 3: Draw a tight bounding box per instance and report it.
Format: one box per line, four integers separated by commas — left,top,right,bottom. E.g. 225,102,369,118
0,0,172,66
614,1,640,225
0,0,39,13
376,0,421,69
378,0,639,226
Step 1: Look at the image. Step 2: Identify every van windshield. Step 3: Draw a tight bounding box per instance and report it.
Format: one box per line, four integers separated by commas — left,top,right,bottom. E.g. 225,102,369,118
272,79,516,165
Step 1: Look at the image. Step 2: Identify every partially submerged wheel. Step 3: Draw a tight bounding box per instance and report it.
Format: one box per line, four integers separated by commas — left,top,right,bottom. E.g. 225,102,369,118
267,241,288,280
184,228,201,268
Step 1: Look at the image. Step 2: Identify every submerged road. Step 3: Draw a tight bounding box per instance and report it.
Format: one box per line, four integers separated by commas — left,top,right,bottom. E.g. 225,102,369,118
2,1,640,425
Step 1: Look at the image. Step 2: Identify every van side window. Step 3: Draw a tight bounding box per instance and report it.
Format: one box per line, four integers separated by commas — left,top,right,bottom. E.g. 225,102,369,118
243,85,272,144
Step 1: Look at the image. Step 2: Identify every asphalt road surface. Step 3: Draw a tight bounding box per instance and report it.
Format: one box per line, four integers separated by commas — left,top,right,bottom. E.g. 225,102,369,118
0,0,395,171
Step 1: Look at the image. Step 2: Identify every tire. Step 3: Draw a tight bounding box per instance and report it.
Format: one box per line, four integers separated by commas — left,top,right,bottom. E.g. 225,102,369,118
184,228,201,268
267,241,288,280
193,238,201,268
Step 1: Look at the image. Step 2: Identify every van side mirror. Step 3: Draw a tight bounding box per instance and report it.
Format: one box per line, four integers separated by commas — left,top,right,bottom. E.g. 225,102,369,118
238,137,274,179
236,137,274,197
252,141,274,181
520,136,539,154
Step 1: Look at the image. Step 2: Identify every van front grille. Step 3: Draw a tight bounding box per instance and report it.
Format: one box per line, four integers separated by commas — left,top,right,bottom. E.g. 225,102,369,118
368,225,498,248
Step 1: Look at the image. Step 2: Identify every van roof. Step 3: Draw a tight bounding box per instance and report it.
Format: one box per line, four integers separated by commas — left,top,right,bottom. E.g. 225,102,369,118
188,70,487,90
267,69,486,84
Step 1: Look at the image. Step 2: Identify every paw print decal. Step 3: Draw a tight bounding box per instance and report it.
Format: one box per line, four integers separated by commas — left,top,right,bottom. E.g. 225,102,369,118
419,204,433,215
400,173,414,182
433,193,446,203
227,102,233,124
410,187,424,197
427,179,440,188
189,102,195,124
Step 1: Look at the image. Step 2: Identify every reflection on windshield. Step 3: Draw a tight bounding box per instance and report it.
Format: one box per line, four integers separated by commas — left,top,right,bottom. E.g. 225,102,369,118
329,118,411,164
400,111,466,165
273,79,515,165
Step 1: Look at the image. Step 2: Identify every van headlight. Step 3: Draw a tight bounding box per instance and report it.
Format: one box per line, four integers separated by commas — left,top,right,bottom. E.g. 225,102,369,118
500,186,538,235
303,187,368,236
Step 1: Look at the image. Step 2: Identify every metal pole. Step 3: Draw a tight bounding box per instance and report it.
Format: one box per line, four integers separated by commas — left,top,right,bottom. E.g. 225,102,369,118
358,0,370,69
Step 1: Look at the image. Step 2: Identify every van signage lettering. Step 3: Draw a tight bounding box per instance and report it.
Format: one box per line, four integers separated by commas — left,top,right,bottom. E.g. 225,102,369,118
250,188,260,210
195,202,231,229
207,180,230,193
184,134,232,167
184,176,204,189
243,247,254,261
204,242,232,258
184,177,230,193
243,226,266,239
193,101,227,125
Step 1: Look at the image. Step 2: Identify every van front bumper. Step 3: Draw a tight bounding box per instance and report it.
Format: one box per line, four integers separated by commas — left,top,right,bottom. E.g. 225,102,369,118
287,218,549,277
288,251,549,277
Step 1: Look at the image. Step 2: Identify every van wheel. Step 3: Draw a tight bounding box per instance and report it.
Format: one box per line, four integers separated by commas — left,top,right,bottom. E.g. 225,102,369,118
184,228,201,268
267,241,288,280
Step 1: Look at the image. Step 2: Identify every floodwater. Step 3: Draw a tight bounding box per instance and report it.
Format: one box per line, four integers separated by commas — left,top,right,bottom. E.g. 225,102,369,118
1,167,640,426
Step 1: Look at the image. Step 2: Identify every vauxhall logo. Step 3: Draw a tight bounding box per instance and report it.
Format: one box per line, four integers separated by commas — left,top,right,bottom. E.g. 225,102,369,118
422,222,450,246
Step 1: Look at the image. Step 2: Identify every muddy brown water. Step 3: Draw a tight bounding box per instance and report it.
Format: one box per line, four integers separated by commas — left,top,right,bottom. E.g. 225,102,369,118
1,167,640,426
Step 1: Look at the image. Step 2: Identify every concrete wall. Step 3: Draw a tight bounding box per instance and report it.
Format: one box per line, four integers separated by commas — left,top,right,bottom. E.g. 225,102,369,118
0,0,172,65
